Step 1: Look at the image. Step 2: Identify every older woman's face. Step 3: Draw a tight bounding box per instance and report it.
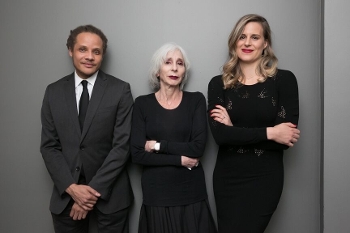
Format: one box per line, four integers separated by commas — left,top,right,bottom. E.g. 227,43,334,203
158,49,185,89
235,22,267,65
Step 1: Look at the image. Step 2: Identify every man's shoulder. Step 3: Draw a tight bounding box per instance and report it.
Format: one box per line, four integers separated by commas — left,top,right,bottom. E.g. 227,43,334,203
99,70,129,86
46,73,74,89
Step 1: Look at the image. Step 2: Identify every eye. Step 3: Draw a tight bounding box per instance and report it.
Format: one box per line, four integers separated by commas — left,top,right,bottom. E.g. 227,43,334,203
79,47,86,52
239,35,246,40
177,61,184,66
252,35,260,40
165,60,171,65
93,50,101,55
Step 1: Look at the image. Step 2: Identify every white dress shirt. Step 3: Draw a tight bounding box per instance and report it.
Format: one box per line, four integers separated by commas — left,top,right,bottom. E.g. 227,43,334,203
74,71,98,113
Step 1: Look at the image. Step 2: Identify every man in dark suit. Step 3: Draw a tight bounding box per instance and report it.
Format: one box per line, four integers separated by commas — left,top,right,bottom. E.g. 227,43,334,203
40,25,133,233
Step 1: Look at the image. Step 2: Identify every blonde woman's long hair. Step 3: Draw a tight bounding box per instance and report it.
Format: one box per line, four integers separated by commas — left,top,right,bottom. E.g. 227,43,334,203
222,14,278,89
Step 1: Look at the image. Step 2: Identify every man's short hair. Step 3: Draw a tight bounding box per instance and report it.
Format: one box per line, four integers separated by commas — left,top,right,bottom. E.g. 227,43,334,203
66,24,108,54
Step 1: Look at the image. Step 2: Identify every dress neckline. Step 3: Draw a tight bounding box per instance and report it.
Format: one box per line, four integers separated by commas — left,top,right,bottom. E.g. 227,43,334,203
153,92,185,110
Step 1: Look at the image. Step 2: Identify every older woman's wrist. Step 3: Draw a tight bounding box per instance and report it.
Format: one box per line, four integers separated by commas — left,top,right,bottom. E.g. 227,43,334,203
154,142,160,151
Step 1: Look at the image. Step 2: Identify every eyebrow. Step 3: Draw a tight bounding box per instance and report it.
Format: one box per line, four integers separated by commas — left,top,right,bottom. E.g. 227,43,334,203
165,57,184,61
241,33,261,36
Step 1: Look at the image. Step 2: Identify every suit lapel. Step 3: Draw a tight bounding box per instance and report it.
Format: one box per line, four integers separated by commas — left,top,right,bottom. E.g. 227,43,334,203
64,73,81,136
80,71,108,141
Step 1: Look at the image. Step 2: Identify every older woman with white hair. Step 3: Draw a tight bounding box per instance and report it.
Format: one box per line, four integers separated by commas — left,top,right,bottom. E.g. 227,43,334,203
131,43,217,233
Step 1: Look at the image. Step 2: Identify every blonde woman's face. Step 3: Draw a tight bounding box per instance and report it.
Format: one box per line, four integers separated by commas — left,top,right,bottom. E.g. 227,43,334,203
235,22,267,65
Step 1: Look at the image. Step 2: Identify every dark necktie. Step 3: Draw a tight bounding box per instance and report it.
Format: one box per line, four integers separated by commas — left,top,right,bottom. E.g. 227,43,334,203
79,80,89,131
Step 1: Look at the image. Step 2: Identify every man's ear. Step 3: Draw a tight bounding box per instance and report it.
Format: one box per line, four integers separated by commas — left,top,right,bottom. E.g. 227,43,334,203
68,48,73,57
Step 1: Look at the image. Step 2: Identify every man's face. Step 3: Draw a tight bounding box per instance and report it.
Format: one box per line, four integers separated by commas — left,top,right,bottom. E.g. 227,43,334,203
69,32,104,79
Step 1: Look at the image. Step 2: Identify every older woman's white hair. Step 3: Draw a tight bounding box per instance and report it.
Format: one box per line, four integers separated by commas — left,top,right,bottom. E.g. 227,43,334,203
149,43,190,91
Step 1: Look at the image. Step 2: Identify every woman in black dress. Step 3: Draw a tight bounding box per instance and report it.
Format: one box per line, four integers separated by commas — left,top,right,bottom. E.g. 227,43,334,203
131,43,217,233
208,14,300,232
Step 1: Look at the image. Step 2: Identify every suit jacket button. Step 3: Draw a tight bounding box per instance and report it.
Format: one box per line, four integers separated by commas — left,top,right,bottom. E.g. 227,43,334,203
80,147,84,151
75,166,80,171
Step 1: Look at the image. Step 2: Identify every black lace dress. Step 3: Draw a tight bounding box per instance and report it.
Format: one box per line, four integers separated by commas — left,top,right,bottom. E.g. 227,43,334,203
207,69,299,232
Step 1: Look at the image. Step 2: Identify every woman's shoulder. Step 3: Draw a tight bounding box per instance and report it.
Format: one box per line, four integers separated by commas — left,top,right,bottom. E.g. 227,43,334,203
274,69,298,87
182,91,206,108
275,69,297,81
134,93,155,105
184,91,204,97
183,91,205,101
208,75,224,89
209,75,223,84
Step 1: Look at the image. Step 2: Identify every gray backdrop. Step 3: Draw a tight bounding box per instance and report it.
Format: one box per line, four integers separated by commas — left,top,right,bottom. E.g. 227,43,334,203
0,0,343,232
324,0,350,232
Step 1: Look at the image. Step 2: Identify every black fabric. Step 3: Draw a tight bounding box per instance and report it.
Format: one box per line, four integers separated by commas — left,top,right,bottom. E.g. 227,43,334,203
138,200,217,233
207,69,299,232
41,71,134,215
213,151,284,233
52,200,129,233
51,199,89,233
79,80,89,131
131,92,208,207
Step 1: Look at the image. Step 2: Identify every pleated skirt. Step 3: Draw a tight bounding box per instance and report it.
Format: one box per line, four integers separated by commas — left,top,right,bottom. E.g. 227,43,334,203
138,200,217,233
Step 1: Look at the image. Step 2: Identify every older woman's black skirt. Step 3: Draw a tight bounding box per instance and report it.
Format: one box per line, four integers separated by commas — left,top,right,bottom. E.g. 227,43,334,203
138,200,217,233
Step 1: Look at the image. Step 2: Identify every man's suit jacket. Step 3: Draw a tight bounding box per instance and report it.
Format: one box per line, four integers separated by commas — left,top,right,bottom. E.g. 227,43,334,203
40,70,134,215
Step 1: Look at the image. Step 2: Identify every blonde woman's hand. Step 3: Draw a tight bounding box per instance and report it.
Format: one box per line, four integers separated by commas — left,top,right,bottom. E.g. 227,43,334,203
210,105,233,126
267,122,300,147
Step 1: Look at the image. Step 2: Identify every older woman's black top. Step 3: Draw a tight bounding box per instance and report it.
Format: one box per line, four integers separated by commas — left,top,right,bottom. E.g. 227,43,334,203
131,91,208,206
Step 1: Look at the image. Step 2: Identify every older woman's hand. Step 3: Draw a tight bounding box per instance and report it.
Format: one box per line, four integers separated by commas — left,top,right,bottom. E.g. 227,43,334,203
210,105,233,126
267,122,300,147
181,156,199,169
145,140,157,152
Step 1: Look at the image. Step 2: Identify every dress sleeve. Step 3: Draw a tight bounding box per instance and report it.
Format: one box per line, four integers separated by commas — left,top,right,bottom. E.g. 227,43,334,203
207,76,267,146
158,92,207,158
255,70,299,150
274,70,299,125
130,97,181,166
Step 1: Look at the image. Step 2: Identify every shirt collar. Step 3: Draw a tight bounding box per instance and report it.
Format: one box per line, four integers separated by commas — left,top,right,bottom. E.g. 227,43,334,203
74,71,98,88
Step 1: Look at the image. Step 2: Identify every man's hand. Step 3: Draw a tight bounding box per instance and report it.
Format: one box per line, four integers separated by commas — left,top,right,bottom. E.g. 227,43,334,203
66,184,101,211
70,202,88,220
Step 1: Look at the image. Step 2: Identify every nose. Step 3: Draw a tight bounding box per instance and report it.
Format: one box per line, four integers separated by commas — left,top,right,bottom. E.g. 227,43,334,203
172,63,178,72
244,38,251,47
85,51,94,60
